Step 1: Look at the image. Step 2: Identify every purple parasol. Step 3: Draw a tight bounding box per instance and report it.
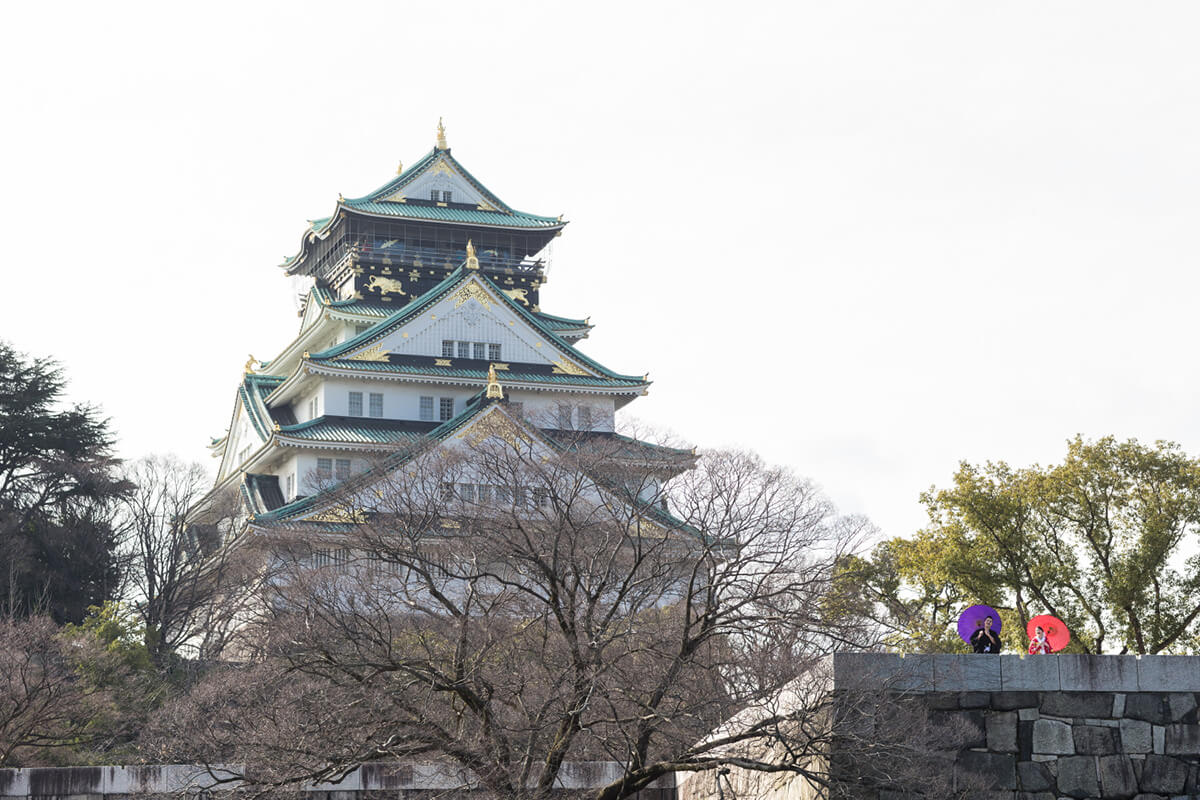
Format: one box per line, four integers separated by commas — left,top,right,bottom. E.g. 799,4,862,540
957,604,1002,643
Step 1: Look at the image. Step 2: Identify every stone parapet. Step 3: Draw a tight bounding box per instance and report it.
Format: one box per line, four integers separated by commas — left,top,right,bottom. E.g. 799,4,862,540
832,652,1200,693
832,652,1200,799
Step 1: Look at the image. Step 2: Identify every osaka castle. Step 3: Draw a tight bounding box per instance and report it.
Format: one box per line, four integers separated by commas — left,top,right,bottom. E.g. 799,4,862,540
204,121,693,534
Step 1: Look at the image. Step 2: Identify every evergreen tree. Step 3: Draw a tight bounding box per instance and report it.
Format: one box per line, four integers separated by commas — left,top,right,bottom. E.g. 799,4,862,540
0,341,128,622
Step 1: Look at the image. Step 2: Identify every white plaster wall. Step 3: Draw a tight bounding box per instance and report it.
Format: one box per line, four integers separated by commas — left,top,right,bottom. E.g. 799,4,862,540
319,379,477,421
508,391,615,431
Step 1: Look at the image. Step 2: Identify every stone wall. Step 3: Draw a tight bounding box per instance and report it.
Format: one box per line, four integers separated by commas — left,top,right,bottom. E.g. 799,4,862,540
835,653,1200,799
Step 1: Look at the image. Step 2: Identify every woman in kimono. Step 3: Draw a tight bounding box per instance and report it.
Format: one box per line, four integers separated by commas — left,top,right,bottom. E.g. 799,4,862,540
970,615,1001,653
1028,625,1053,655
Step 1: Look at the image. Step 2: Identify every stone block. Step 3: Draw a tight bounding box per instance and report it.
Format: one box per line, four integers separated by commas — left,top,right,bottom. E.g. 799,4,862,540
961,691,993,708
1075,725,1119,755
1057,755,1100,798
1138,657,1200,692
988,711,1019,753
932,709,986,749
1122,719,1154,753
934,654,1001,691
1140,755,1188,794
1085,718,1120,727
1163,724,1200,755
1017,760,1054,792
927,692,963,710
1127,694,1171,725
1014,793,1054,800
1153,725,1165,754
1001,655,1061,691
1167,693,1198,723
1114,692,1126,717
1041,691,1116,719
994,691,1040,710
832,652,934,692
956,750,1016,790
1099,754,1138,799
1018,707,1039,721
1018,720,1034,760
1059,654,1140,692
1032,719,1075,754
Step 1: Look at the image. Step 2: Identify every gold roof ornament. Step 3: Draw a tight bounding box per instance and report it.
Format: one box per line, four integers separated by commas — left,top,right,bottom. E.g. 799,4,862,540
436,117,448,150
465,239,480,270
486,363,504,400
243,355,258,374
396,159,403,175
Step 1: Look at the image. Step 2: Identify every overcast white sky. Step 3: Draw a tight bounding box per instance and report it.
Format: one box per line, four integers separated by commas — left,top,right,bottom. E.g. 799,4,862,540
3,1,1199,542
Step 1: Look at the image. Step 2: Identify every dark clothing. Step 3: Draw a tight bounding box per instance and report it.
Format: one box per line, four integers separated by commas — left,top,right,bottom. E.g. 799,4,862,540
970,628,1001,654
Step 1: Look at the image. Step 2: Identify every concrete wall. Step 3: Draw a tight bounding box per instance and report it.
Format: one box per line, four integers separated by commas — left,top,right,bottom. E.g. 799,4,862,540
0,763,674,800
833,653,1200,799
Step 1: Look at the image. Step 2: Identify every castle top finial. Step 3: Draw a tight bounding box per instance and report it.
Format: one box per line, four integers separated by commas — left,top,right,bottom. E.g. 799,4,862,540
465,239,480,270
436,117,448,150
396,159,403,176
486,364,504,400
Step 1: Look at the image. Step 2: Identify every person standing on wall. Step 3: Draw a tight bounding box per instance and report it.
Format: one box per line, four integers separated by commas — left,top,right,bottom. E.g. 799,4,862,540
970,615,1002,653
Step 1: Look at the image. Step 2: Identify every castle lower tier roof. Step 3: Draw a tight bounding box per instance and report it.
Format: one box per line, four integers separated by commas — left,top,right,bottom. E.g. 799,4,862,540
277,415,439,447
305,355,647,389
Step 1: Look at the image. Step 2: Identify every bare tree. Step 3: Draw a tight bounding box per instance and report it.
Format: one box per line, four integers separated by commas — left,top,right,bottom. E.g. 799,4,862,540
0,616,107,765
144,425,965,799
118,456,260,664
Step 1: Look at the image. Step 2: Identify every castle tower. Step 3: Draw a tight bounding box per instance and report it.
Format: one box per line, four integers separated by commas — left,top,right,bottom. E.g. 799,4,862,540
205,124,692,531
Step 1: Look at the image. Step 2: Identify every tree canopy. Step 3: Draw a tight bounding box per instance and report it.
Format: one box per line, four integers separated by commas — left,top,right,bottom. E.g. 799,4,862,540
0,341,128,622
840,436,1200,654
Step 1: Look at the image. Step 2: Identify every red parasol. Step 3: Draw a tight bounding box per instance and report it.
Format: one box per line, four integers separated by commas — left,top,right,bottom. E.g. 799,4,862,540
1026,614,1070,653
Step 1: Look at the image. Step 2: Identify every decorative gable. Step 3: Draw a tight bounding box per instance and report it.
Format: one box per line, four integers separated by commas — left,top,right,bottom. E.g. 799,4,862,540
344,274,595,375
382,155,493,209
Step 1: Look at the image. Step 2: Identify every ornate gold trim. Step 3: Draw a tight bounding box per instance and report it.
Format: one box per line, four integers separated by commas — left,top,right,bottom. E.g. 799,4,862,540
476,199,499,212
436,117,447,150
349,344,389,362
454,283,492,310
307,506,366,525
435,358,452,366
485,364,504,400
457,409,529,449
492,362,510,371
551,357,589,376
465,240,480,270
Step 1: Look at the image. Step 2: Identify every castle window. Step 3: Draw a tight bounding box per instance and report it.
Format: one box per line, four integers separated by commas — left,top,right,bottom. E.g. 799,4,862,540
472,342,486,360
578,406,592,431
430,189,439,202
439,397,454,421
442,340,454,358
355,324,370,335
348,392,363,417
457,341,471,359
369,393,383,418
335,459,351,481
317,458,332,481
308,396,320,420
458,483,475,502
286,473,295,500
558,404,572,429
419,396,434,421
488,343,501,361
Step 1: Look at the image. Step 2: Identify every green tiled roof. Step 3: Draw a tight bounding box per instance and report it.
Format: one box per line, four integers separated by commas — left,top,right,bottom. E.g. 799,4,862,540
277,415,438,446
253,392,492,524
238,374,286,440
543,430,695,462
308,357,646,389
532,310,591,331
309,267,645,385
340,200,562,229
